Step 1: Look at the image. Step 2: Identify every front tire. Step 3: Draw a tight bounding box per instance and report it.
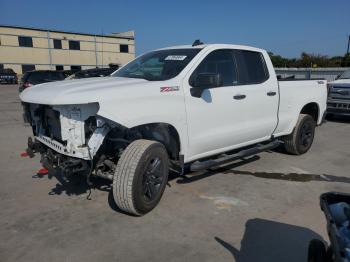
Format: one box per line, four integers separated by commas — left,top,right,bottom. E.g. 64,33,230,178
113,139,169,216
282,114,316,155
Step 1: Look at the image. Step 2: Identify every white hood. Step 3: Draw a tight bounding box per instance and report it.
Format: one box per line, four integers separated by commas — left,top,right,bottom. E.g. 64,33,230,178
329,79,350,86
20,77,149,105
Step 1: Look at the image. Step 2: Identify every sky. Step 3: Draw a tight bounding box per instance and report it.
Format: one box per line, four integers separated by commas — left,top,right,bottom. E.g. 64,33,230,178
0,0,349,58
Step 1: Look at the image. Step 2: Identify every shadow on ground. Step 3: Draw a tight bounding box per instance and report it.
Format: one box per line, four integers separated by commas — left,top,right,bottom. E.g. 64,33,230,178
32,170,111,197
177,156,350,184
33,170,132,214
32,154,350,202
215,218,325,262
325,114,350,124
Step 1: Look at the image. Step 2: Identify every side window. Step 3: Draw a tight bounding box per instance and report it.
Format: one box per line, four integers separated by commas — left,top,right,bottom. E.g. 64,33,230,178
120,44,129,53
49,72,65,80
190,49,237,87
71,65,82,71
22,64,35,73
18,36,33,47
53,39,62,49
69,40,80,50
233,50,269,84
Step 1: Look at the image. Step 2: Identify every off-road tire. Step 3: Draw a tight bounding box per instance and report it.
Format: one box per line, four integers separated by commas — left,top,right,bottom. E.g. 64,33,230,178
113,139,169,216
282,114,316,155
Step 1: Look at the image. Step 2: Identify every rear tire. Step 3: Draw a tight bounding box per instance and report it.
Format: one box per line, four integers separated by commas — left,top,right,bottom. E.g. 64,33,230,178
282,114,316,155
113,139,169,216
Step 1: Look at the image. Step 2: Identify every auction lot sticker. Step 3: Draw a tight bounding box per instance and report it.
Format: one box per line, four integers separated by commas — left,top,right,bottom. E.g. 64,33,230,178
165,55,187,61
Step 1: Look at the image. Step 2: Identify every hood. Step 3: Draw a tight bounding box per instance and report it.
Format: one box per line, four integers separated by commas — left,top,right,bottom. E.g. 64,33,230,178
20,77,149,105
329,79,350,86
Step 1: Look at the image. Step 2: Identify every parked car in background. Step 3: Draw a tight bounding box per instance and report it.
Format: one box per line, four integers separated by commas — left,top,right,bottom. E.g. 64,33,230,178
19,70,67,92
65,67,118,80
0,68,18,84
327,69,350,117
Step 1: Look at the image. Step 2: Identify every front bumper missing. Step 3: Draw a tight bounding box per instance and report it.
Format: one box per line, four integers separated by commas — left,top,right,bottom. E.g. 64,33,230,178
27,137,90,176
35,135,90,160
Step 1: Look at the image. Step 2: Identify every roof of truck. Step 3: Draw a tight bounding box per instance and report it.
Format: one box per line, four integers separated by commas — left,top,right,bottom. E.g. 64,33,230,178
157,44,265,53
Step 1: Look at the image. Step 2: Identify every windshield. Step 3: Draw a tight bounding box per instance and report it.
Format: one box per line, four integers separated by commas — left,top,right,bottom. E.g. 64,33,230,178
113,48,202,81
339,70,350,79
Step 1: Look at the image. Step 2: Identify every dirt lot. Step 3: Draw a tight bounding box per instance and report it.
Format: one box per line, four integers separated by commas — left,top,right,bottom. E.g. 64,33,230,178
0,84,349,262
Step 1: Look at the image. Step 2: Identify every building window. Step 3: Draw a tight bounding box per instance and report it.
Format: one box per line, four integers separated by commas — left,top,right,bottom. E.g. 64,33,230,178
120,44,129,53
22,64,35,73
71,65,82,71
56,65,64,71
53,39,62,49
18,36,33,47
69,40,80,50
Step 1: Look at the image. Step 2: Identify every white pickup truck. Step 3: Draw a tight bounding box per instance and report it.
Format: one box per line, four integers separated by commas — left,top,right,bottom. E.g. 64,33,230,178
20,42,327,215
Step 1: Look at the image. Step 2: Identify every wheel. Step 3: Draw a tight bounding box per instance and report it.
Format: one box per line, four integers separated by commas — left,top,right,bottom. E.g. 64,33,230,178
282,114,316,155
308,239,327,262
113,139,169,216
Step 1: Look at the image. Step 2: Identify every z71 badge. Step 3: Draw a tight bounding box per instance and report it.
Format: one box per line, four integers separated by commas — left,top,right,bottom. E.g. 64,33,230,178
160,86,180,92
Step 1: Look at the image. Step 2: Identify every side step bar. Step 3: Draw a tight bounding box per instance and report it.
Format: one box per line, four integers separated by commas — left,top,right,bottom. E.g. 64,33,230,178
190,140,281,172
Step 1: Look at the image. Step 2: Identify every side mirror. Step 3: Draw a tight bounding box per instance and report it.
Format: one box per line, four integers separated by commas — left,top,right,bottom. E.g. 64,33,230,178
190,73,223,98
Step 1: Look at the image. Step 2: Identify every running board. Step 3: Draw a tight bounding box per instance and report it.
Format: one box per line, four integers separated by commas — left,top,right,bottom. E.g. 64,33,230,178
190,140,281,172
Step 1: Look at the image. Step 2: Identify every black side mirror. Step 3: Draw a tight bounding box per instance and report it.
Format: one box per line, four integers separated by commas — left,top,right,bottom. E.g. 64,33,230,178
190,73,223,98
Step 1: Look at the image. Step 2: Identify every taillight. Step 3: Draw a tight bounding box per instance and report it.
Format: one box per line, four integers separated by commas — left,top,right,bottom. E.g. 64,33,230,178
23,82,33,89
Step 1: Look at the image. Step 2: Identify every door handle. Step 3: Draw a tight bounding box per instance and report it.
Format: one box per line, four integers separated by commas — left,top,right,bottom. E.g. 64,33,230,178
233,94,246,100
267,91,277,96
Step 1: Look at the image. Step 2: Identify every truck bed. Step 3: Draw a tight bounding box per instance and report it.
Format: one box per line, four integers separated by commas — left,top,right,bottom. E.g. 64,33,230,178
273,79,328,137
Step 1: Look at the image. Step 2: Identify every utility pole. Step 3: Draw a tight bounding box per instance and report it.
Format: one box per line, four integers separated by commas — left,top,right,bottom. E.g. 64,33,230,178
347,35,350,55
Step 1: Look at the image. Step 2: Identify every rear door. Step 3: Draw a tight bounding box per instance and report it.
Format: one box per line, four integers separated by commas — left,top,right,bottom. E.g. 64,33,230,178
231,49,279,142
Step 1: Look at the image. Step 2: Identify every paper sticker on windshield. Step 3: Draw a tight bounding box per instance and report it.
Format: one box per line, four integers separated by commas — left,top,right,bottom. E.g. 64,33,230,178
165,55,187,61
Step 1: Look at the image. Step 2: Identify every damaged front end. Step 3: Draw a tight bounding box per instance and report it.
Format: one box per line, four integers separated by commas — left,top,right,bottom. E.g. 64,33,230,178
23,102,115,179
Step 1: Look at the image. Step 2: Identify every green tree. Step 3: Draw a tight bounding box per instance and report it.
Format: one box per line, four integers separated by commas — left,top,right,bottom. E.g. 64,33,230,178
342,53,350,67
269,51,350,68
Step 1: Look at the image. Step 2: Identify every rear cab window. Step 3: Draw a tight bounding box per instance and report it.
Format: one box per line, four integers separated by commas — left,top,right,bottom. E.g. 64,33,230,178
233,50,269,85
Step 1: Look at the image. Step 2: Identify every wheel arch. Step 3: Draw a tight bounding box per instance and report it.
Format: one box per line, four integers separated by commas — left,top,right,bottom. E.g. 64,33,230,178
103,121,182,161
300,102,320,123
132,122,182,160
